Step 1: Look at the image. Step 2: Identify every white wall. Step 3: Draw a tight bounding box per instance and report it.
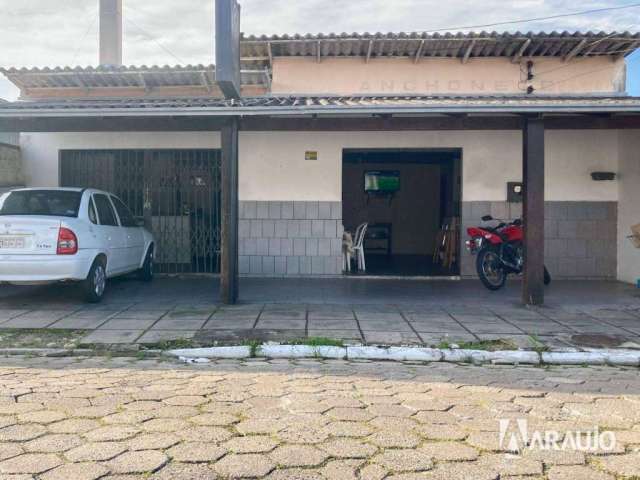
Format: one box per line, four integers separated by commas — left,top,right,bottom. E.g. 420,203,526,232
240,130,619,202
545,130,619,202
617,130,640,284
19,132,222,188
21,129,619,203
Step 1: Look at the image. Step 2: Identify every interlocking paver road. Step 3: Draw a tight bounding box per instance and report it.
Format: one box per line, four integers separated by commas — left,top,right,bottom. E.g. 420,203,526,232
0,356,638,479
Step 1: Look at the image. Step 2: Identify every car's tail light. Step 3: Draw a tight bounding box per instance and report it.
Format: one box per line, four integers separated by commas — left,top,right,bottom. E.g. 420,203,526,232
57,227,78,255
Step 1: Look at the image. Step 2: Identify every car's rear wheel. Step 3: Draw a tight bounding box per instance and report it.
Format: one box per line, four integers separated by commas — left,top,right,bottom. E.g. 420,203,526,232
83,259,107,303
139,248,154,282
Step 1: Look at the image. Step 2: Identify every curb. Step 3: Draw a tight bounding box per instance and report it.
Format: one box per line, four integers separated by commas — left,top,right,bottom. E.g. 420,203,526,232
0,348,163,358
2,345,638,367
168,345,640,367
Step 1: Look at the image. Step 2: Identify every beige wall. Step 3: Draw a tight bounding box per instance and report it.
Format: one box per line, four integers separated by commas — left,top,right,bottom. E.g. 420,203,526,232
238,130,619,202
19,132,222,188
272,57,626,95
617,130,640,284
546,130,619,201
21,130,619,204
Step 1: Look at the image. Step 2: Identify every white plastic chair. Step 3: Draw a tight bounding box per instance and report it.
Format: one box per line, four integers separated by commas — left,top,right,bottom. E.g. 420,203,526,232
353,222,368,272
342,231,354,272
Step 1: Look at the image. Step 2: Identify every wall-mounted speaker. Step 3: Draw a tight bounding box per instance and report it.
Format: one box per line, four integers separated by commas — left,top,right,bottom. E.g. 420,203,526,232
591,172,616,181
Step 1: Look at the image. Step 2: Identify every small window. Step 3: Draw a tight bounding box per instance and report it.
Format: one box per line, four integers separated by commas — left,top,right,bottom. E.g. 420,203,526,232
88,198,98,225
111,196,136,227
93,194,119,227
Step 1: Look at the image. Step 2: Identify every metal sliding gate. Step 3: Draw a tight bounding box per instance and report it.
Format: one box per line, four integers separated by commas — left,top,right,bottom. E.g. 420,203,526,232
60,149,222,274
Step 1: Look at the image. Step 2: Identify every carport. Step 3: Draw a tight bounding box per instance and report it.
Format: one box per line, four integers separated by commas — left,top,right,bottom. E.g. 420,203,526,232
2,97,640,306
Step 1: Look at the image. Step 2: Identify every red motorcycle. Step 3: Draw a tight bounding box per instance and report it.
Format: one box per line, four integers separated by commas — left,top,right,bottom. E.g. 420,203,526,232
466,215,551,291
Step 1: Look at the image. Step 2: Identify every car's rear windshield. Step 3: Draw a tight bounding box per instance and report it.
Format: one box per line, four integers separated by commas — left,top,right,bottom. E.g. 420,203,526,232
0,190,82,218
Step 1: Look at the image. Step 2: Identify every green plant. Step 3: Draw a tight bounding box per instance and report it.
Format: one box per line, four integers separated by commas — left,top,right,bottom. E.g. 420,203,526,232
528,334,549,353
0,329,89,349
296,337,344,348
244,340,261,358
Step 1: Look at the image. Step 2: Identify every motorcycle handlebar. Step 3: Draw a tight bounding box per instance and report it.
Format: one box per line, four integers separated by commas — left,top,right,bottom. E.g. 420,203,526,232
483,217,522,228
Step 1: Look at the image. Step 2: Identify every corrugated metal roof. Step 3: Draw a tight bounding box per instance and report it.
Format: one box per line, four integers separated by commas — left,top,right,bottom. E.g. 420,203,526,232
4,31,637,93
0,94,639,116
0,65,269,90
240,31,640,65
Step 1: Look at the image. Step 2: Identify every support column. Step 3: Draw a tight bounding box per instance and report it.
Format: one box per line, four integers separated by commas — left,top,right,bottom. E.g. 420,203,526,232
220,117,239,304
99,0,123,66
522,117,545,305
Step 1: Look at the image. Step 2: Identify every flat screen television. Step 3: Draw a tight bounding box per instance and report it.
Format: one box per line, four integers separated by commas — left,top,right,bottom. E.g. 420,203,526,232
364,170,400,193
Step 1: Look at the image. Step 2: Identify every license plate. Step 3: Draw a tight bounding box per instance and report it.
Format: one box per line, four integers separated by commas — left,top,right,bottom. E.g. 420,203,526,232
0,237,26,249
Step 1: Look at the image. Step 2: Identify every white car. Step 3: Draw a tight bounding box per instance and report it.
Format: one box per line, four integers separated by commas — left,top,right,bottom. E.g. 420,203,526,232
0,188,155,302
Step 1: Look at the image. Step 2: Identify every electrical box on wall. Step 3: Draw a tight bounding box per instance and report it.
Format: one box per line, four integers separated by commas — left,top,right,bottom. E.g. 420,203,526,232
507,182,523,203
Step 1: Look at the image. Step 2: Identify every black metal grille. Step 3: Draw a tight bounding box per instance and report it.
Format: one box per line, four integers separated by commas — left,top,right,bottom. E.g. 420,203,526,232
60,149,221,274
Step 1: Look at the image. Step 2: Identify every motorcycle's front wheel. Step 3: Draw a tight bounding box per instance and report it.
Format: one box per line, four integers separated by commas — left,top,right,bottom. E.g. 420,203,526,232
476,248,507,291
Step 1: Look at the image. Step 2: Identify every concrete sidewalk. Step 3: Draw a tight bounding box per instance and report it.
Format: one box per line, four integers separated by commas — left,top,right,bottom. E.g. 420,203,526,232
0,278,639,349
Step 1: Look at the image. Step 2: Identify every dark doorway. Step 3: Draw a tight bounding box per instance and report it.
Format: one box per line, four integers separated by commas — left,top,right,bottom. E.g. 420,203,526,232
60,149,221,274
342,149,461,277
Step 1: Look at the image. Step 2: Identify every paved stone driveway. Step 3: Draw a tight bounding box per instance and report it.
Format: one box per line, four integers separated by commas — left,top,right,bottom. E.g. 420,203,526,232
1,278,639,349
0,357,638,479
0,302,639,350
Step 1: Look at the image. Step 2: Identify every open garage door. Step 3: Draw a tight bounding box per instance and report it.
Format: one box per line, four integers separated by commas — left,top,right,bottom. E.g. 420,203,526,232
60,149,221,274
342,149,462,277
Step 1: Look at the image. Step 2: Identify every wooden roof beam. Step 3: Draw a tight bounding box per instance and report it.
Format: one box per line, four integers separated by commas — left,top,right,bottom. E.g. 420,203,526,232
200,71,212,93
563,38,588,62
414,39,425,64
512,38,531,63
267,42,273,69
137,73,150,92
365,40,374,63
462,39,477,64
263,69,271,90
611,40,638,61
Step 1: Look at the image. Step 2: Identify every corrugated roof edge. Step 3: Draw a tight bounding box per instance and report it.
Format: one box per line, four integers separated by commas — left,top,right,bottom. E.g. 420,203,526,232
1,94,639,117
240,30,640,41
0,65,269,75
0,64,220,74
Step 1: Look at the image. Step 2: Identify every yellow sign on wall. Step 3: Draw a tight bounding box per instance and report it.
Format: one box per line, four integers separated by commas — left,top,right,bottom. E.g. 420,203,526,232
305,151,318,161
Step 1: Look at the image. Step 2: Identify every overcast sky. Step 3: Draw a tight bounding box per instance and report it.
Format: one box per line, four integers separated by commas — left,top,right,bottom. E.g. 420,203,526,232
1,0,639,100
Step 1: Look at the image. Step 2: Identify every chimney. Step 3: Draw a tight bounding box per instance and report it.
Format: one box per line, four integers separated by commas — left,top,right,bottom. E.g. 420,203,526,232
99,0,123,66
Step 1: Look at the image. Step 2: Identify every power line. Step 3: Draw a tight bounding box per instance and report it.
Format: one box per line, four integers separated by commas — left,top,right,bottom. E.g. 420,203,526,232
69,11,99,66
414,3,640,33
122,8,186,65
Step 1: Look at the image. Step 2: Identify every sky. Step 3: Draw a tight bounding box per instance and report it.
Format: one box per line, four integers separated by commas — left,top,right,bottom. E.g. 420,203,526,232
0,0,639,100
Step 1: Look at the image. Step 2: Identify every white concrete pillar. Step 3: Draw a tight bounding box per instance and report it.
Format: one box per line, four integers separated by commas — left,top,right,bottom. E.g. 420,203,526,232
99,0,123,66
